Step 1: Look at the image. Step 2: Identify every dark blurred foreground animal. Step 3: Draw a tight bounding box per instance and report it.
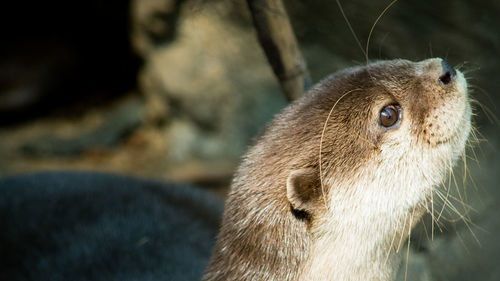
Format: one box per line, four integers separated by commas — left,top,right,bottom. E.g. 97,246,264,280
0,171,223,281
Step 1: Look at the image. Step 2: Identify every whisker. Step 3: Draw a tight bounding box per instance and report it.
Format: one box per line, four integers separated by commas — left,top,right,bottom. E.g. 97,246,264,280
396,212,408,253
469,99,500,125
335,0,366,58
404,210,413,281
384,220,398,265
433,190,482,245
431,191,435,240
319,89,362,212
467,84,496,108
365,0,399,64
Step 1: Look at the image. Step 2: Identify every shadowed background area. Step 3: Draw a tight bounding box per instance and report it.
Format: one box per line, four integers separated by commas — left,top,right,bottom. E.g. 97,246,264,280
0,0,499,280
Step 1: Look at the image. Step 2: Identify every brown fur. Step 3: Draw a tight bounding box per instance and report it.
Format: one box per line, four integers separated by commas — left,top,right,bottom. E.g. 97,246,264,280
203,59,470,281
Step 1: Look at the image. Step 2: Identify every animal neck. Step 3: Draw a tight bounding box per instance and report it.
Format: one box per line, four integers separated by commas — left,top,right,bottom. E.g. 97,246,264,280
299,243,400,281
298,218,403,281
296,190,425,281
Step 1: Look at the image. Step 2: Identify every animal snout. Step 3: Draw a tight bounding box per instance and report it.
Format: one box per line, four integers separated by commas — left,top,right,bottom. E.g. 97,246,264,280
439,59,457,85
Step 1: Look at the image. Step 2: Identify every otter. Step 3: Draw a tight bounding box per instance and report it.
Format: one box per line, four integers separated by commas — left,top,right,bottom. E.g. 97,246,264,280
203,58,471,281
0,172,224,281
0,58,470,281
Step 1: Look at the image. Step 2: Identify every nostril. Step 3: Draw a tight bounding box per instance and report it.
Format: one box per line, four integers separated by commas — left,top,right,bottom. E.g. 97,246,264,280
439,60,456,85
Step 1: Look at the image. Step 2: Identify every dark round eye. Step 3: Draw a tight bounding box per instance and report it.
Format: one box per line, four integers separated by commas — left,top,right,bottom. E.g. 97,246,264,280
379,104,401,128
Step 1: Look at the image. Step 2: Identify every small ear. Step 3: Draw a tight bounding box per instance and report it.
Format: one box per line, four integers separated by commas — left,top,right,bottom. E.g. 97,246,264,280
286,168,320,213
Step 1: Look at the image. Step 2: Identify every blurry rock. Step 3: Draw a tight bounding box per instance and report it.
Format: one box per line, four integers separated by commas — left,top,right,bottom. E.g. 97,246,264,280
139,1,286,168
130,0,183,57
21,97,144,157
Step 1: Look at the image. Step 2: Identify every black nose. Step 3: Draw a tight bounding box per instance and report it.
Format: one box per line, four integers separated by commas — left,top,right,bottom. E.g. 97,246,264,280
439,60,456,85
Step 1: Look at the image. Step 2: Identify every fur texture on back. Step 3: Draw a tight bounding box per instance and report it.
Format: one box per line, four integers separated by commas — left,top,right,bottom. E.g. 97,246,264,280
0,171,223,281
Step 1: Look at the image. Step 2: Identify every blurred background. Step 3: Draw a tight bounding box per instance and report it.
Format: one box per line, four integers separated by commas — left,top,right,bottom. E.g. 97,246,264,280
0,0,498,280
